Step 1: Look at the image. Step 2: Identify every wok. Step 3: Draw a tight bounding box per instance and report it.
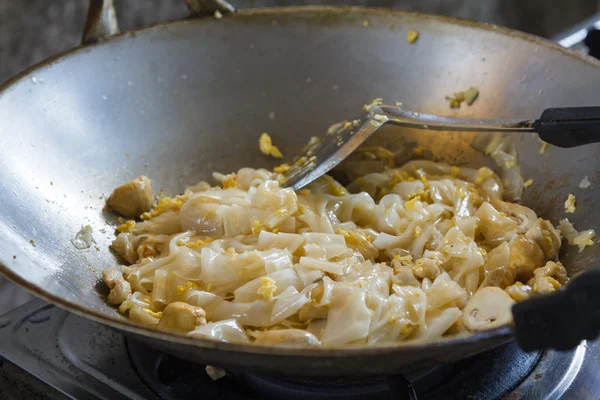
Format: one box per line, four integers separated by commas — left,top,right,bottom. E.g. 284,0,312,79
0,2,599,377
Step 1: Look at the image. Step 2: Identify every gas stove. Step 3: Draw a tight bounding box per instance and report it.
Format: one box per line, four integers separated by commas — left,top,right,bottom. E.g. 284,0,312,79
0,299,599,400
1,11,600,400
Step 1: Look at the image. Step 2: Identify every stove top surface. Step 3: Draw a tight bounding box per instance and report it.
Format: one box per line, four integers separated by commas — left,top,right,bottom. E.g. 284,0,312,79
126,338,540,400
0,299,599,400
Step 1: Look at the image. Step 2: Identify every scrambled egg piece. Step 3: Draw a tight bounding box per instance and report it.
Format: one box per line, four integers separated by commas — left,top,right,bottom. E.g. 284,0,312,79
412,257,442,280
141,195,188,220
407,29,419,43
117,220,136,233
404,195,421,211
323,175,348,196
252,220,263,234
523,179,534,189
363,98,383,112
393,254,413,263
224,247,238,257
259,133,283,159
222,174,238,189
376,171,414,200
416,169,428,188
249,220,279,235
446,87,479,108
273,163,290,174
144,309,163,319
564,194,576,213
176,281,199,295
307,136,321,146
183,238,214,249
474,167,494,185
336,228,373,244
257,277,277,300
294,156,307,167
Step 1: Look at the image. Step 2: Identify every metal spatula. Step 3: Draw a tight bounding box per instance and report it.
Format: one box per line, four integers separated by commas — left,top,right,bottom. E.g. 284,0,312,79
281,104,600,190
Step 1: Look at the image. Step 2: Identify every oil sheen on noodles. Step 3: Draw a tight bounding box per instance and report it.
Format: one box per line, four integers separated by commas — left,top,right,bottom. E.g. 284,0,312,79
102,159,583,348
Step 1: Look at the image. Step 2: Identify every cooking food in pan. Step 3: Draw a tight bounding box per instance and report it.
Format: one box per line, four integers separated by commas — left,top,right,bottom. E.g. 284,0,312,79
103,134,594,347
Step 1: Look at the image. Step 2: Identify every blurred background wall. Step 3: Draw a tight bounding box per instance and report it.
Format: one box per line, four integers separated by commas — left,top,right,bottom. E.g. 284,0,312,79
1,0,599,84
0,0,597,313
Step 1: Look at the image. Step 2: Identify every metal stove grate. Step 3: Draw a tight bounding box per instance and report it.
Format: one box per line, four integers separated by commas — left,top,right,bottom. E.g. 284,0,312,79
0,300,598,400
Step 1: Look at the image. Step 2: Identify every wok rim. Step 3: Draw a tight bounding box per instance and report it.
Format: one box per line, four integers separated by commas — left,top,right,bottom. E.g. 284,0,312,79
0,5,592,360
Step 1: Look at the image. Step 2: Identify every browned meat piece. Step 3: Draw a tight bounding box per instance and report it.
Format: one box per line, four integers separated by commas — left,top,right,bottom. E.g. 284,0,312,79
509,235,545,281
157,302,207,333
481,265,516,289
102,267,131,305
107,176,153,217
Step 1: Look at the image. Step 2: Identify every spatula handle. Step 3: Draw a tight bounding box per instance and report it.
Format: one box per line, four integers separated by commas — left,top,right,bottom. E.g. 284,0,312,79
535,107,600,148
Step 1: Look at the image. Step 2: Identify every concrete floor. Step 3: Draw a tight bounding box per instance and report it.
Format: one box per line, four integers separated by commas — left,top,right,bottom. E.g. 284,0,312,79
0,0,598,314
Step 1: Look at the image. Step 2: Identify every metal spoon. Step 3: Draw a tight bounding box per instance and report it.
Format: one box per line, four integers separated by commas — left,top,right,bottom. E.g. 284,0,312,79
281,103,600,190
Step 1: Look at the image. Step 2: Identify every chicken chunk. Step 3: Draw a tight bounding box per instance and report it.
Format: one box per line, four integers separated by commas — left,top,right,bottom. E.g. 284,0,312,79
482,242,510,275
480,265,516,289
108,176,153,218
157,302,207,333
505,282,532,302
509,235,545,281
529,261,568,294
102,267,131,305
129,305,161,327
111,233,140,264
525,218,561,260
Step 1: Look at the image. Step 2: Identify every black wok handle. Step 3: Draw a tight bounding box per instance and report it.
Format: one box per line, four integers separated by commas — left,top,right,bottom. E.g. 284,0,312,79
534,107,600,148
512,267,600,352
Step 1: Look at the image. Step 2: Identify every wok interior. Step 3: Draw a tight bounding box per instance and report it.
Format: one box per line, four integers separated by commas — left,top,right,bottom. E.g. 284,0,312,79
0,8,598,374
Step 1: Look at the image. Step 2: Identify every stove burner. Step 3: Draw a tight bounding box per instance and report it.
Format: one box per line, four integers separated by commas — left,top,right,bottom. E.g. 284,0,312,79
127,340,541,400
236,373,419,400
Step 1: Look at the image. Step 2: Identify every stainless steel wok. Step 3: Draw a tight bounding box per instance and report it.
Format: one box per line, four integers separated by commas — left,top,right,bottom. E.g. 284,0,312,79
0,1,599,376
